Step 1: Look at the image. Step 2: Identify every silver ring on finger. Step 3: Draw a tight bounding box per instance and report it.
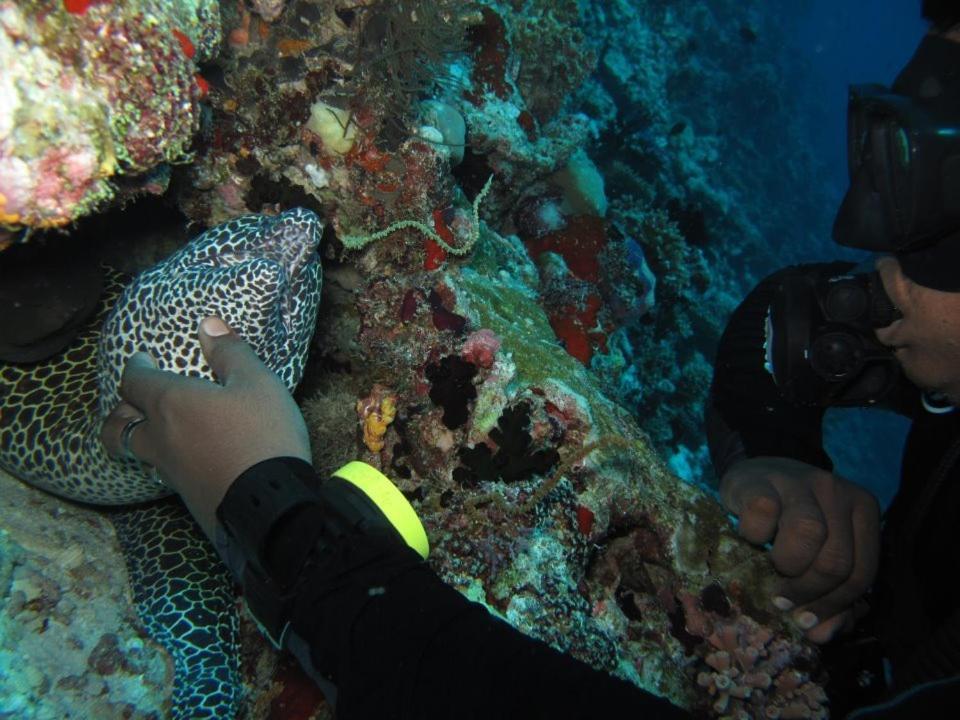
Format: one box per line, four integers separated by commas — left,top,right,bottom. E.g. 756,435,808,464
150,465,167,488
120,416,148,461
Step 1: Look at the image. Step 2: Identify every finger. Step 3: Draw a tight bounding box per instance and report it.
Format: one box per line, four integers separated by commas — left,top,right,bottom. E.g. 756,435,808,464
804,612,847,644
768,487,827,578
119,351,212,419
100,401,143,457
779,480,855,603
791,494,881,625
117,352,166,410
874,256,906,336
100,401,158,466
724,478,782,545
197,316,271,388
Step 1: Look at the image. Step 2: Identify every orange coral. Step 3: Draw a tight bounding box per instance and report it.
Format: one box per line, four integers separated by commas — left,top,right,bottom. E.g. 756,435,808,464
356,385,398,453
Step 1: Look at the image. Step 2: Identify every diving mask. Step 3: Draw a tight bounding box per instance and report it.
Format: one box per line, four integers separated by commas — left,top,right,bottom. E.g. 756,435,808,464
834,35,960,290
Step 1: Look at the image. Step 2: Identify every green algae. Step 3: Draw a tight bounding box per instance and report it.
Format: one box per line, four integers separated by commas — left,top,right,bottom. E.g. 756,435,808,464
458,226,582,390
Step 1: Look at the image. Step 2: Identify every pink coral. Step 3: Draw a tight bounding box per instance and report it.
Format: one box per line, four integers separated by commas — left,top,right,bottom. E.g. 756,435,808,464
0,155,31,221
251,0,286,22
461,329,501,369
694,614,827,719
216,177,248,214
34,146,97,215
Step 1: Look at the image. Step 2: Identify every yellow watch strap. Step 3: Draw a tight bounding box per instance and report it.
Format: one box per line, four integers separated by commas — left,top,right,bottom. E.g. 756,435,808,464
332,461,430,559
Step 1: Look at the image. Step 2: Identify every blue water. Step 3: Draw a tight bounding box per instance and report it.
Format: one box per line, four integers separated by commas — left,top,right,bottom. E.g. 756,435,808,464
793,0,927,211
645,1,925,507
787,2,925,506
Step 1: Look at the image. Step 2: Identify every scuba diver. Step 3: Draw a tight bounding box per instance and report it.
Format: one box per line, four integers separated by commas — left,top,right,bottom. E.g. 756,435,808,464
707,2,960,716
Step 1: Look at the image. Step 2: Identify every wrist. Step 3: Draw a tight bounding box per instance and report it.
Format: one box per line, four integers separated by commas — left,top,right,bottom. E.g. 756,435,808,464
214,456,321,580
179,451,312,541
213,458,431,650
214,456,325,647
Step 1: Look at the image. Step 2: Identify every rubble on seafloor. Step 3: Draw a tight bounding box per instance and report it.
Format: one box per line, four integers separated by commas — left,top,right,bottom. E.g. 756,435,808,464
0,468,172,718
1,1,835,718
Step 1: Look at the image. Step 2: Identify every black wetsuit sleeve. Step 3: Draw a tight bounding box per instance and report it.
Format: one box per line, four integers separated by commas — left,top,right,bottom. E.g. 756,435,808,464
845,609,960,718
218,458,691,720
706,265,846,484
896,607,960,689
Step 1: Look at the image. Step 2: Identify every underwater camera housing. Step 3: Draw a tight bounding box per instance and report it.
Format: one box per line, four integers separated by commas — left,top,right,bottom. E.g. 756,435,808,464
765,269,902,406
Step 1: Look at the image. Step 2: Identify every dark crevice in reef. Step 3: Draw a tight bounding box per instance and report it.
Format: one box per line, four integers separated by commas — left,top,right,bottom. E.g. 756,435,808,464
453,402,560,487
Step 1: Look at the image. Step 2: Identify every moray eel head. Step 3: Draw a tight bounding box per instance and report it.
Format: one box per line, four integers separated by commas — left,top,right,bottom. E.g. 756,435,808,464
97,208,324,420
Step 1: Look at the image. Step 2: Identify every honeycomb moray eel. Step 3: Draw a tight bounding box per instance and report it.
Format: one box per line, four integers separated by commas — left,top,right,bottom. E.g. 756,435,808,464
0,208,324,718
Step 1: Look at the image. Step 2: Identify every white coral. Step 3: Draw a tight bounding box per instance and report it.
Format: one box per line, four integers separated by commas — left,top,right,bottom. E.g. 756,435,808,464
251,0,286,22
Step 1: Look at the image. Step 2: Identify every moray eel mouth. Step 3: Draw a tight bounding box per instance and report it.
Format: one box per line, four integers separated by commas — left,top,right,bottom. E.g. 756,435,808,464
191,214,320,334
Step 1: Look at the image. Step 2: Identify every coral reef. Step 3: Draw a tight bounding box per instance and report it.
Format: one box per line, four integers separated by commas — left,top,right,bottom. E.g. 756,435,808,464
300,214,828,716
560,0,839,478
0,0,221,229
0,0,843,717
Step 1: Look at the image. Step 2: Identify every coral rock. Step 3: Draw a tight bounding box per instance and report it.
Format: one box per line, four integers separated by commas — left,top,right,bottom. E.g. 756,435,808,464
0,0,220,229
0,468,171,717
357,384,398,454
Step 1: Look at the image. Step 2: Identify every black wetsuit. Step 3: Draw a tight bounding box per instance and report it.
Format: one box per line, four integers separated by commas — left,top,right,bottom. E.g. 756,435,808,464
214,456,690,719
708,264,960,718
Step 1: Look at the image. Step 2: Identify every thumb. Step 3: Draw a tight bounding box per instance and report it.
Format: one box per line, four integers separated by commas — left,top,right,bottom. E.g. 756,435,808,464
804,611,848,644
197,316,266,386
725,477,782,545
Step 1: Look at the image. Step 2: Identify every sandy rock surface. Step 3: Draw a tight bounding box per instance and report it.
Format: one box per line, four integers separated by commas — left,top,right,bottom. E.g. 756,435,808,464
0,469,172,719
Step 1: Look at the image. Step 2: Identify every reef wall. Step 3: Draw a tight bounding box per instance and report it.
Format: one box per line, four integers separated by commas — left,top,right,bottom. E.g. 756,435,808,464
1,1,837,718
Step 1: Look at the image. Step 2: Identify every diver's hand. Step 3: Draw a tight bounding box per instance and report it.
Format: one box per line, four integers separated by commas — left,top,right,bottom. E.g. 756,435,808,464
100,316,312,540
718,456,881,643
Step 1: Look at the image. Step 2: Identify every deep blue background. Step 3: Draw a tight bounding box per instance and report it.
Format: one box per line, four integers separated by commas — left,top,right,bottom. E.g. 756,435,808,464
789,1,927,506
794,0,927,212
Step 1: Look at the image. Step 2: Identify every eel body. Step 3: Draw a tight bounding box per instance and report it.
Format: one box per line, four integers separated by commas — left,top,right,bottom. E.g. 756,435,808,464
0,208,324,717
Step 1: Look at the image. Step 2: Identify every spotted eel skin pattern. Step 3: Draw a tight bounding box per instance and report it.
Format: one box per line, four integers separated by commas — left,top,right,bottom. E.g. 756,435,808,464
0,208,324,717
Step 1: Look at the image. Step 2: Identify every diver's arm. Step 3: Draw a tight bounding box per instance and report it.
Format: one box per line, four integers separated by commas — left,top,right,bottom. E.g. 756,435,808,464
706,264,846,484
893,607,960,691
102,317,691,717
215,456,692,720
707,264,884,643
